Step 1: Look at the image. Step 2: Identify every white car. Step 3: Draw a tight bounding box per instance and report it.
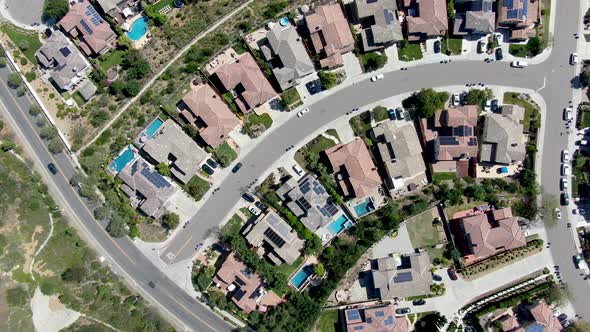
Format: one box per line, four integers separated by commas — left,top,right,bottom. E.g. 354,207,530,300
562,150,570,163
580,140,590,146
561,178,568,190
555,208,562,220
494,32,503,45
292,164,304,176
562,164,570,176
573,208,579,214
371,74,384,82
297,107,310,117
511,61,528,68
571,53,580,65
452,93,460,106
248,206,261,216
484,99,492,112
564,107,573,121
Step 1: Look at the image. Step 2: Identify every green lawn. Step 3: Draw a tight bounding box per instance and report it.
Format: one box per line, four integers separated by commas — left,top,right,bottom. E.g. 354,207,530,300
294,132,339,168
432,172,457,183
150,0,174,12
246,113,273,130
183,176,210,201
503,92,539,132
373,106,389,122
325,129,340,141
213,142,237,167
99,50,127,70
281,88,302,109
349,111,372,139
222,214,244,237
581,109,590,128
509,44,529,58
398,43,423,61
405,208,441,249
538,0,551,49
275,256,303,277
72,91,86,107
317,310,340,332
442,37,463,55
445,200,488,220
0,24,41,64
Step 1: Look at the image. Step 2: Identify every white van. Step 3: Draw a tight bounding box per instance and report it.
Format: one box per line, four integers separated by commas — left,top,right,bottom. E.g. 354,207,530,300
292,164,304,176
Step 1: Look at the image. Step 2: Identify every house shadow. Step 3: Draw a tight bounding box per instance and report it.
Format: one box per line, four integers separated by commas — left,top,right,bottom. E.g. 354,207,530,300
358,270,378,300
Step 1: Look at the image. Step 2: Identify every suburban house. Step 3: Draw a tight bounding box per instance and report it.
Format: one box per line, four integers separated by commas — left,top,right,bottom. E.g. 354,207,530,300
496,300,563,332
142,119,208,184
344,303,410,332
96,0,126,16
35,30,91,91
211,51,277,114
453,207,526,264
58,0,118,56
453,0,496,36
304,1,355,68
117,156,179,219
420,105,479,177
479,105,526,165
242,210,305,265
324,138,382,200
178,82,240,148
497,0,540,41
403,0,449,41
276,174,346,234
259,23,315,91
351,0,403,51
372,121,427,195
213,252,282,313
369,252,433,300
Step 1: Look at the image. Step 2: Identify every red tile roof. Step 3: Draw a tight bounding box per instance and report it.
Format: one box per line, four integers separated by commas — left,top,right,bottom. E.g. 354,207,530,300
345,304,410,332
529,301,563,332
406,0,448,40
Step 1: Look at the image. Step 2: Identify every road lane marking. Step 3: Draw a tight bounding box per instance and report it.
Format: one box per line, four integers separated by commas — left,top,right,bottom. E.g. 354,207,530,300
168,235,193,263
537,77,547,92
0,77,136,265
169,295,218,332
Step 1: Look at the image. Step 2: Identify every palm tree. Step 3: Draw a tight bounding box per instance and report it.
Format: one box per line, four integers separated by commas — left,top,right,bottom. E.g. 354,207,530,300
415,312,448,332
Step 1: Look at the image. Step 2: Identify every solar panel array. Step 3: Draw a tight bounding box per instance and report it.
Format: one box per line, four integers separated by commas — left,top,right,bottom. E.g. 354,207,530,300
79,19,93,35
299,177,312,194
375,311,385,317
85,5,104,26
59,47,71,58
296,197,312,211
312,181,326,195
353,327,364,331
233,288,246,301
468,137,478,146
383,9,394,25
266,213,291,239
384,316,395,326
438,136,459,146
393,271,414,283
347,310,360,321
319,203,339,218
264,228,286,248
453,125,473,137
140,167,171,188
507,9,519,19
482,0,493,12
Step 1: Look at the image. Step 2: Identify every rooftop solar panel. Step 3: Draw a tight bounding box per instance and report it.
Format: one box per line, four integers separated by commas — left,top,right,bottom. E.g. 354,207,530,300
347,310,360,321
507,9,519,19
140,167,171,189
384,316,394,326
438,136,459,145
319,207,330,217
393,271,414,283
59,47,71,58
504,0,514,8
312,182,326,195
383,9,394,25
375,311,385,317
264,228,287,248
325,203,339,217
353,327,364,331
296,197,312,211
79,19,93,35
233,288,246,301
267,213,291,238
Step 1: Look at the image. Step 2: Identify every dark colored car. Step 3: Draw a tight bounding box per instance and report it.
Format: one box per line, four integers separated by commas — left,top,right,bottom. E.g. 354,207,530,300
242,192,255,203
491,99,499,112
432,274,443,282
558,313,568,322
412,299,426,306
561,193,570,206
434,40,441,54
395,307,411,315
47,163,58,175
388,109,397,120
447,267,458,280
202,164,214,175
232,162,243,173
255,201,268,211
148,281,156,288
306,80,322,95
207,158,219,169
495,48,504,61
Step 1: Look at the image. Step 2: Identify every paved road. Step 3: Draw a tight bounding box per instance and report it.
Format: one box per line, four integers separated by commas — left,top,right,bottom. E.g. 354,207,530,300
163,0,590,319
0,65,231,332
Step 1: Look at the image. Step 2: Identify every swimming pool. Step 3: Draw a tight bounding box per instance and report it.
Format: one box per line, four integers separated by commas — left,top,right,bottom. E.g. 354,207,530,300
145,117,164,138
326,215,351,235
290,265,313,289
127,16,149,41
109,146,136,173
354,198,375,217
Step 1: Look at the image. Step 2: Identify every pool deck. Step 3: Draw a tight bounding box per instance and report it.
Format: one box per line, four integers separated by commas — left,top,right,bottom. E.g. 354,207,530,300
125,13,150,49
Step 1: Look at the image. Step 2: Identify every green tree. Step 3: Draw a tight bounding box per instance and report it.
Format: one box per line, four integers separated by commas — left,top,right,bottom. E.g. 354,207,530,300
123,80,140,97
0,57,6,67
527,37,542,56
0,142,17,152
43,0,69,21
206,289,228,309
161,213,180,230
108,213,129,237
318,71,338,90
7,72,22,89
314,263,325,276
40,125,57,139
61,266,87,282
544,282,569,307
48,137,63,154
156,162,171,177
122,50,150,79
361,52,388,72
118,35,132,50
447,0,455,19
403,88,450,118
465,88,493,109
415,312,447,332
6,287,28,307
94,205,111,221
568,321,590,332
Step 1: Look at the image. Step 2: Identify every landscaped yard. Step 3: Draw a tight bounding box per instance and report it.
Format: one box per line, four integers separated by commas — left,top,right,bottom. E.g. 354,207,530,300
405,207,446,262
275,256,304,277
373,106,389,122
150,0,174,12
349,111,373,144
445,200,488,220
503,92,540,132
398,42,423,61
442,37,463,55
432,172,457,183
99,50,127,70
183,175,211,201
213,142,238,167
294,132,339,168
223,214,244,236
281,87,302,109
316,310,339,332
244,113,273,136
0,24,42,63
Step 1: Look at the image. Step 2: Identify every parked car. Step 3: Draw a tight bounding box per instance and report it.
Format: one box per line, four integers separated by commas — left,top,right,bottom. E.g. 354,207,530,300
571,53,580,65
574,254,584,269
371,73,384,82
491,99,499,112
434,40,441,53
47,163,58,175
206,158,219,169
292,164,304,176
562,164,570,176
561,178,568,190
562,150,570,162
255,201,268,211
511,61,528,68
388,109,397,120
242,192,255,203
202,164,214,175
484,99,492,112
477,40,486,53
494,32,503,45
432,274,443,282
452,93,460,106
579,140,590,146
447,267,458,280
395,307,411,315
297,107,310,117
557,313,568,322
562,192,570,206
412,299,426,306
232,162,243,173
396,107,405,120
555,207,562,220
305,80,322,95
564,107,573,121
495,47,503,61
248,206,261,216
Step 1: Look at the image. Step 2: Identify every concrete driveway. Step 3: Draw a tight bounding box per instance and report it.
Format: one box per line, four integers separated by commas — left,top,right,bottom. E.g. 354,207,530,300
372,223,414,259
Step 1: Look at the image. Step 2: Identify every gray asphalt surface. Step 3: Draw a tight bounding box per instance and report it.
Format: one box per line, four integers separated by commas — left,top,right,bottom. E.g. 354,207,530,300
0,65,230,331
162,0,590,320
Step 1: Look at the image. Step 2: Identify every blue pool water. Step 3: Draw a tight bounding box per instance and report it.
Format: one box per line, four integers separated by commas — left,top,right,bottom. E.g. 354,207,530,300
110,146,136,173
354,199,374,217
326,215,351,235
127,16,149,41
279,17,289,26
145,118,164,138
290,265,313,289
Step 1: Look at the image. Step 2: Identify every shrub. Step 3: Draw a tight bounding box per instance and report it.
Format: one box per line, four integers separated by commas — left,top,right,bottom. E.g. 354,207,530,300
318,71,339,90
7,72,22,89
6,287,28,307
25,71,36,82
20,57,28,66
43,0,69,21
161,213,180,230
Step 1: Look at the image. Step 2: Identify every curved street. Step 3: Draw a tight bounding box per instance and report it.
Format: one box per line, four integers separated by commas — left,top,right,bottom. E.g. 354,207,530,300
1,0,588,331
